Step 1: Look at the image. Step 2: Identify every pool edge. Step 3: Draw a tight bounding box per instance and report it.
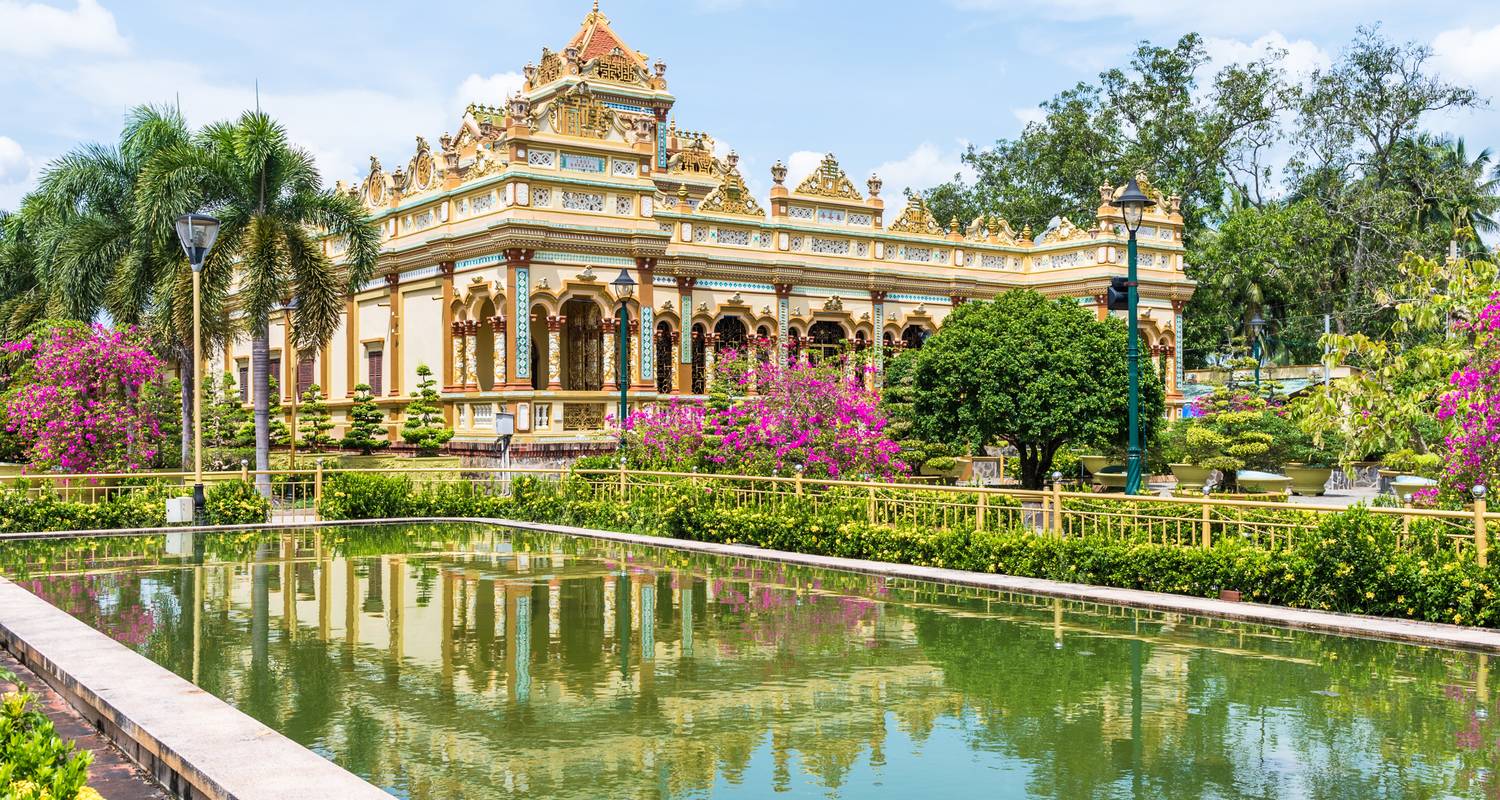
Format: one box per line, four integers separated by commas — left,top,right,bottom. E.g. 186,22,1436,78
0,578,390,800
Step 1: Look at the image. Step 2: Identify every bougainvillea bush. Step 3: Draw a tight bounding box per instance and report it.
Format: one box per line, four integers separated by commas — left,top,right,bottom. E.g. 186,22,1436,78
1435,295,1500,500
616,349,905,479
1,325,163,472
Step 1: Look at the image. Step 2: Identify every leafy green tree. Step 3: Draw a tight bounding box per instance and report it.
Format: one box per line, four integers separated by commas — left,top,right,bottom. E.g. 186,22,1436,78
202,372,248,450
341,383,390,456
236,376,288,449
297,384,334,452
401,365,453,456
908,291,1163,488
134,110,380,497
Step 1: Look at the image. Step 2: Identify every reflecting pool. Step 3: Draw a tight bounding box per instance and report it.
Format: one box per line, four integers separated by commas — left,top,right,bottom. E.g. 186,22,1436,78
2,523,1497,798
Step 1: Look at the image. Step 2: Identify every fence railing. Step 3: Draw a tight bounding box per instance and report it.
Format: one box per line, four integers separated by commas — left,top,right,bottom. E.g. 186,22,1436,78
2,465,1491,564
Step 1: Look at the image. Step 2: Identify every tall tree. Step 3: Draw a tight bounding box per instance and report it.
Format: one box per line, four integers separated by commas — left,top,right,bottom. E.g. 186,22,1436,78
907,291,1164,488
136,111,380,496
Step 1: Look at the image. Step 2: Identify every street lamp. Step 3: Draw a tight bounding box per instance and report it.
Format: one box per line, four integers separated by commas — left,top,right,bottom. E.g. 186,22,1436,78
1248,314,1266,396
1110,177,1155,495
611,268,637,436
174,213,221,523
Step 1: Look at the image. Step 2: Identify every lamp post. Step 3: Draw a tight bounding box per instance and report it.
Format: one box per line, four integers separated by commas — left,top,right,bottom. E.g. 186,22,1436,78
174,213,221,523
1248,314,1266,396
1110,178,1155,496
611,268,637,437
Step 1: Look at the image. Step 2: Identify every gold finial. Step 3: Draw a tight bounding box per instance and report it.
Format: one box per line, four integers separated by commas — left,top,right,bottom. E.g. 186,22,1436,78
949,216,959,233
593,0,599,10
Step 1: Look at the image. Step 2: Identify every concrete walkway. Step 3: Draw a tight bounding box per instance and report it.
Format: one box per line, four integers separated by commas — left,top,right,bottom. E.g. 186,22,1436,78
0,649,169,800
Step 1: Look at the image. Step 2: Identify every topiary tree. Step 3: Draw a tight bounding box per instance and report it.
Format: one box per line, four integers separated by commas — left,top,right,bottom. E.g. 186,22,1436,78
236,376,288,448
1180,386,1299,489
908,290,1164,488
341,383,389,456
401,364,453,456
298,384,335,452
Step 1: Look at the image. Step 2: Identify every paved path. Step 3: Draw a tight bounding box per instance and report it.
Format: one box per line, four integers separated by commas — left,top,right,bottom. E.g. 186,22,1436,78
0,649,169,800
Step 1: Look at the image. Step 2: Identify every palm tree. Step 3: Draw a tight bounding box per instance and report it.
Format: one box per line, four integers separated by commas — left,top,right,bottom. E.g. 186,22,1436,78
136,110,380,496
1397,134,1500,259
13,107,230,467
0,209,45,340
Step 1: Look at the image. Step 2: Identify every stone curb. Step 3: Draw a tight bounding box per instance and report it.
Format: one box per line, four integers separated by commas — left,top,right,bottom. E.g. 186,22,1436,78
0,579,389,800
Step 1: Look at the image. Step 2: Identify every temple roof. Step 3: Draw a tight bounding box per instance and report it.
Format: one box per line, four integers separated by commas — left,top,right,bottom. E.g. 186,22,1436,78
567,3,648,67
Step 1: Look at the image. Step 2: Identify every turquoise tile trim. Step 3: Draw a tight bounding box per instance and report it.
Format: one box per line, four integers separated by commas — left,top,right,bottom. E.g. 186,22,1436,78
697,279,774,292
456,253,503,270
640,305,654,380
888,293,949,304
515,267,531,380
533,251,635,266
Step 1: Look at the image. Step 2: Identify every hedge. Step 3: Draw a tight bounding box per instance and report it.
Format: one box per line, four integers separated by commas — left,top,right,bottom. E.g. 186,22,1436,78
0,483,170,534
317,472,1500,628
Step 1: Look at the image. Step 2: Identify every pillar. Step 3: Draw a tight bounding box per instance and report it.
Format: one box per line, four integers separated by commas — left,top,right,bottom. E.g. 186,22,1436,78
386,272,404,397
704,332,718,385
675,276,695,394
504,248,534,389
1172,299,1186,391
1094,294,1108,322
448,321,467,390
280,309,294,403
439,261,455,391
628,319,641,389
462,319,480,390
636,258,656,390
775,283,792,364
344,295,358,397
871,290,887,388
490,314,507,387
546,315,563,390
602,317,619,390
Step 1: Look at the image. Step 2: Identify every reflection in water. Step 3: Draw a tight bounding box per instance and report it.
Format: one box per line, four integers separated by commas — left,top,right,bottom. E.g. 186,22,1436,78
7,524,1500,799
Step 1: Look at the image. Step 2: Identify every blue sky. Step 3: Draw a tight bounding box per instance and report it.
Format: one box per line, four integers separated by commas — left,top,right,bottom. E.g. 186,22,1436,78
3,0,1500,211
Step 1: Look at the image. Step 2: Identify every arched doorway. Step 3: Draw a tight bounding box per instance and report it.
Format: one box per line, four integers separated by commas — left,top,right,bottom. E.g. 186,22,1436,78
901,324,930,350
476,298,496,390
808,320,846,363
655,321,674,393
787,325,802,364
529,304,549,390
714,316,748,371
562,297,603,390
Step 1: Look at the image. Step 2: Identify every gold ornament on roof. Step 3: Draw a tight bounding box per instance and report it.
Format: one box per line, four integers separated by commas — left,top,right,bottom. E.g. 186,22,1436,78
669,136,718,177
794,153,862,200
408,136,436,191
535,49,563,86
362,155,388,206
697,162,764,217
548,84,614,139
823,296,844,312
888,196,943,235
1039,217,1089,244
592,47,643,85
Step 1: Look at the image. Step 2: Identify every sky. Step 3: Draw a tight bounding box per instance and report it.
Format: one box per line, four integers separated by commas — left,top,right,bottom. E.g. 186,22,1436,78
3,0,1500,212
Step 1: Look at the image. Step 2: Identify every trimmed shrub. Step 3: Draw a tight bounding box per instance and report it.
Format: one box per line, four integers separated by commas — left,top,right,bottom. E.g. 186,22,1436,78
204,479,271,525
0,667,96,799
0,483,169,533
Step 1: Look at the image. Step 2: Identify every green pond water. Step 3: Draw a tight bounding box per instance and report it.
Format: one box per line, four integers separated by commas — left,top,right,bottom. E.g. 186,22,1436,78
3,523,1498,798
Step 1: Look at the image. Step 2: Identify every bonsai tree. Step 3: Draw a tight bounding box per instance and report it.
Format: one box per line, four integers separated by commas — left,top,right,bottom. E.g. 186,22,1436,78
237,376,288,448
907,290,1164,488
341,383,390,456
1179,386,1298,489
401,364,453,456
298,384,335,452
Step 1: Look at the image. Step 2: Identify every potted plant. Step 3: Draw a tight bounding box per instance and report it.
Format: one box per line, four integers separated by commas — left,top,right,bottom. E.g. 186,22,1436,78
1158,419,1214,492
1381,449,1442,501
1284,428,1343,497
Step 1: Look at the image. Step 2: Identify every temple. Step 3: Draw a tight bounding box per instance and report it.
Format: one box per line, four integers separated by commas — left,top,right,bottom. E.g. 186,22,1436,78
221,5,1196,459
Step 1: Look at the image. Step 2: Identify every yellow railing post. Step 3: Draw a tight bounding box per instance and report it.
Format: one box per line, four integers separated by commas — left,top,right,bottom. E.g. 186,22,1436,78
1051,473,1063,536
314,458,324,517
1200,501,1211,549
1474,486,1488,567
240,458,249,482
976,490,987,532
795,465,804,497
618,456,627,501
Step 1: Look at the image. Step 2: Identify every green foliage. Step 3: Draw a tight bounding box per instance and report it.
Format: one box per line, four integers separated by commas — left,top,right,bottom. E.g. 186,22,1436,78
340,383,389,456
235,376,288,448
0,672,95,800
1379,449,1443,479
317,472,416,520
296,384,334,452
204,479,270,525
400,365,453,456
144,377,182,470
908,290,1163,488
0,483,171,534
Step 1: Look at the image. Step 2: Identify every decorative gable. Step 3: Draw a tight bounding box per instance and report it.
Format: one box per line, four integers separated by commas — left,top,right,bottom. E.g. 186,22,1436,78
793,153,862,201
888,196,943,236
698,157,764,217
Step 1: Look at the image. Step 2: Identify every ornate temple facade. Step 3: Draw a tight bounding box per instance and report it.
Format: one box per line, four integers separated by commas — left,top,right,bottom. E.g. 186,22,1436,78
222,6,1196,456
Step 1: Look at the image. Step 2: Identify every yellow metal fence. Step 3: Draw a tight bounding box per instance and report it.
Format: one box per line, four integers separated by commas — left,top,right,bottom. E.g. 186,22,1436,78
2,466,1491,564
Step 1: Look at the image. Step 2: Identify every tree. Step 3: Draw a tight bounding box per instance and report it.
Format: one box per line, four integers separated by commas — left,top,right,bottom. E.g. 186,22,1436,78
341,383,389,456
401,365,453,456
0,324,163,472
134,110,381,498
907,291,1164,489
202,372,248,451
235,375,288,449
297,384,334,452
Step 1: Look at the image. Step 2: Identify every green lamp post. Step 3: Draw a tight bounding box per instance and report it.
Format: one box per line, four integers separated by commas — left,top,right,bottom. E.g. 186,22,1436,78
1248,314,1266,396
611,268,637,436
174,212,221,523
1111,178,1155,495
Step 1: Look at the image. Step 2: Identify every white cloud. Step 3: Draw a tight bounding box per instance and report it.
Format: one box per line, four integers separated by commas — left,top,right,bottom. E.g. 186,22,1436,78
1433,24,1500,85
1204,32,1330,79
870,142,974,202
950,0,1385,37
0,0,126,57
0,137,29,183
453,72,525,109
785,150,824,186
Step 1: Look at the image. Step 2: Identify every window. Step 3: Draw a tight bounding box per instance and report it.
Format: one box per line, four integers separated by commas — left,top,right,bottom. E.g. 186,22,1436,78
367,349,384,396
297,355,315,396
268,357,281,397
237,364,248,403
